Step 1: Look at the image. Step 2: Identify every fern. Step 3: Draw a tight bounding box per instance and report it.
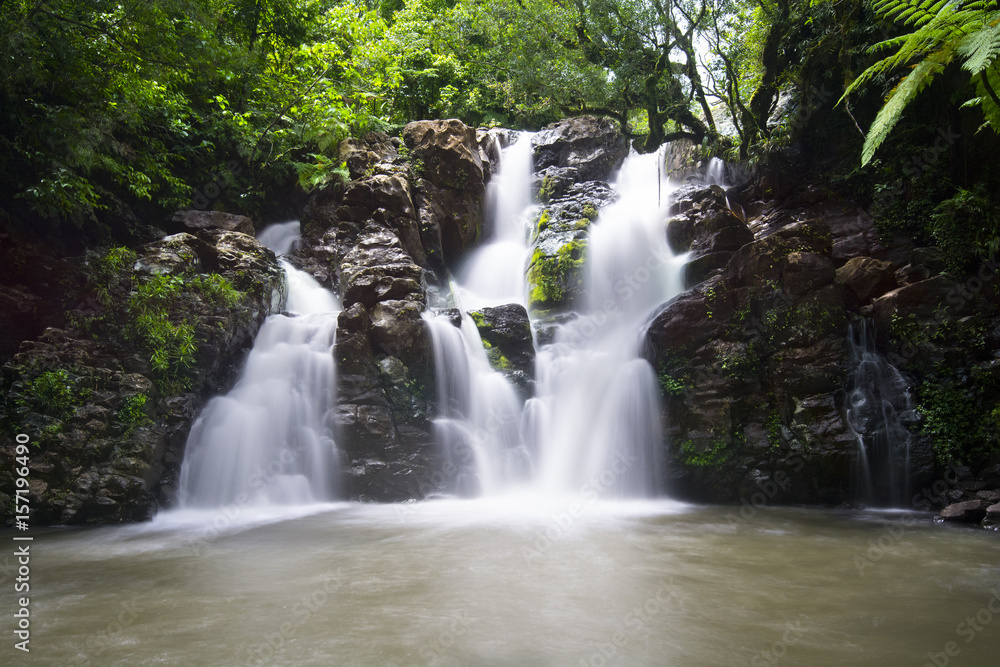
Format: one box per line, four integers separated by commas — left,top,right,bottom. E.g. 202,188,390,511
842,0,1000,165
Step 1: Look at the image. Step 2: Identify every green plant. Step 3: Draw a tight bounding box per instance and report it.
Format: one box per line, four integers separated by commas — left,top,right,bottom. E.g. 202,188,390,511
841,0,1000,165
766,410,783,448
18,369,86,419
929,185,1000,271
295,154,350,192
118,394,152,433
678,439,732,467
918,380,989,465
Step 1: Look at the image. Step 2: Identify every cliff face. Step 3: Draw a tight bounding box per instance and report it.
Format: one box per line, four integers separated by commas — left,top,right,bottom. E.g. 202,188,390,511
7,117,1000,524
1,221,285,523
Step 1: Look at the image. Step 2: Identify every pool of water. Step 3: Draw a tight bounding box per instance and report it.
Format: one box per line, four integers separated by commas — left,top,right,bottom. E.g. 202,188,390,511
6,499,1000,666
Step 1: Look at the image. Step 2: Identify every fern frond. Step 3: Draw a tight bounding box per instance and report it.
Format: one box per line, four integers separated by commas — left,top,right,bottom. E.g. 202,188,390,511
861,58,947,165
957,14,1000,74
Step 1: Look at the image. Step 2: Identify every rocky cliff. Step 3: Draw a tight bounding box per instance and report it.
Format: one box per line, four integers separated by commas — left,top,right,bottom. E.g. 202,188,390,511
1,217,285,523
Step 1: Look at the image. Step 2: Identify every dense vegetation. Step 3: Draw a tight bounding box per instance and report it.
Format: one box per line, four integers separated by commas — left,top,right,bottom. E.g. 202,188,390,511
3,0,1000,470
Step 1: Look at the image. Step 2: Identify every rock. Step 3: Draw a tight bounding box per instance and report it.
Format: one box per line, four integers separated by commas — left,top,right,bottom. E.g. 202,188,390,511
532,116,629,182
984,502,1000,528
403,119,485,191
133,233,203,275
939,499,988,523
0,228,285,525
871,275,972,333
782,252,836,298
170,210,255,236
404,119,487,267
836,257,896,307
976,490,1000,503
339,131,398,180
339,227,425,309
646,276,731,356
370,300,430,364
469,304,535,396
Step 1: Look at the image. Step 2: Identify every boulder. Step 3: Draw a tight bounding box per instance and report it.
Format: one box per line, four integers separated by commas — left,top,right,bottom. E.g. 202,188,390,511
370,300,430,364
170,210,255,236
404,119,487,267
836,257,896,307
339,131,398,180
469,304,535,395
133,233,203,275
532,116,629,182
939,499,989,523
871,275,972,333
339,227,425,309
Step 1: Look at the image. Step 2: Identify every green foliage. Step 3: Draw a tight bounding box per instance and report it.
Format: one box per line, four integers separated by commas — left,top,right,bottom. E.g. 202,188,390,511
766,410,783,448
117,393,152,432
0,0,400,231
842,0,1000,165
125,273,242,392
17,369,88,420
918,380,999,465
929,184,1000,271
678,439,732,467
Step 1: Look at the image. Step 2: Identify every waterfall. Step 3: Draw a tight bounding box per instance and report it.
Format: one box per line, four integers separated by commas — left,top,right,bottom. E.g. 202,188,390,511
455,132,536,309
177,222,342,508
427,141,686,498
704,157,726,186
845,319,913,507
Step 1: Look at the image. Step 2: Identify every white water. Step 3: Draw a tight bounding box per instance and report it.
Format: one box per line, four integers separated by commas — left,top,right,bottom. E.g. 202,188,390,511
455,132,536,309
177,222,342,508
846,320,913,507
429,140,687,498
704,156,727,186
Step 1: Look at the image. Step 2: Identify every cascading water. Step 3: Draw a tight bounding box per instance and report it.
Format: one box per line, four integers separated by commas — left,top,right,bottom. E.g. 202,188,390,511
845,319,914,507
704,157,727,186
427,138,686,498
456,131,536,309
177,222,342,508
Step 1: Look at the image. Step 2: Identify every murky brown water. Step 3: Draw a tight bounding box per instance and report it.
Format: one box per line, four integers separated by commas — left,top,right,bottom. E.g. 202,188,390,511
4,499,999,666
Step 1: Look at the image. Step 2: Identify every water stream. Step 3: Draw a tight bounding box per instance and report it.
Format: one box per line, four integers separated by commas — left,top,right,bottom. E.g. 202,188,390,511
177,222,342,508
846,319,914,507
428,137,686,498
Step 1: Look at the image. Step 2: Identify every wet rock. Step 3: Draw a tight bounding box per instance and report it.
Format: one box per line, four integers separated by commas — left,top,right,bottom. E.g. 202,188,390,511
133,233,202,275
0,227,284,525
469,304,535,396
370,300,430,364
939,499,988,523
170,210,255,236
782,252,836,298
404,119,487,267
532,116,629,182
984,502,1000,528
339,227,425,309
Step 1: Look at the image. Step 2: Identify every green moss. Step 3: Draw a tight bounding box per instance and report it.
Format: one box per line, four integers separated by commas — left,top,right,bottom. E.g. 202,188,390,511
486,347,512,371
468,310,488,329
535,209,552,235
527,239,588,309
679,439,732,467
539,175,556,203
582,203,598,220
574,218,590,230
